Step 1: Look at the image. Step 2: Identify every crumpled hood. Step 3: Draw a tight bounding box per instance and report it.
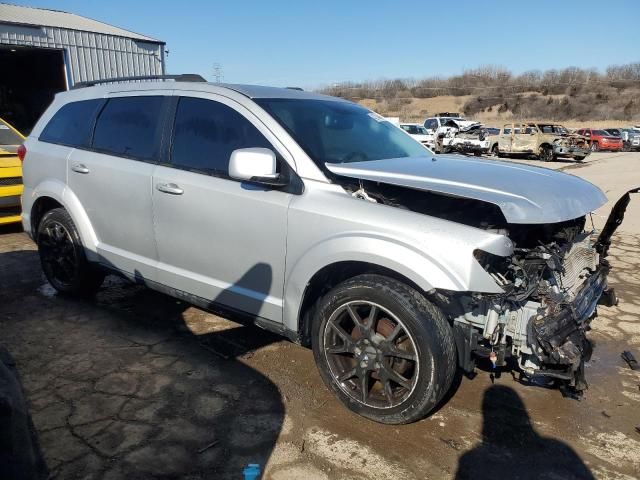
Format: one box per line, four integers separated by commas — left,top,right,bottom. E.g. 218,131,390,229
326,155,607,224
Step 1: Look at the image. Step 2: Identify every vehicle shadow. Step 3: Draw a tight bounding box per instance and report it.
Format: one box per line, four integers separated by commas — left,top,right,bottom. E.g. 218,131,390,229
0,250,285,479
454,385,594,480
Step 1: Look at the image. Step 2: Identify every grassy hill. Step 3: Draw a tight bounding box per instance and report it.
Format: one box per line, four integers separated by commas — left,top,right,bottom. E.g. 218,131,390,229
321,64,640,128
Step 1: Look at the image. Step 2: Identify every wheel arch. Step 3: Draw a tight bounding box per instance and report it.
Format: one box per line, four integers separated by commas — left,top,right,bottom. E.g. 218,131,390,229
27,180,99,260
294,261,427,347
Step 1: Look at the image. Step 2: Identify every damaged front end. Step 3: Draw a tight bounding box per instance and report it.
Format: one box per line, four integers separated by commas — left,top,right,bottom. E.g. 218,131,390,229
327,157,636,396
552,133,591,160
441,120,491,155
451,189,638,394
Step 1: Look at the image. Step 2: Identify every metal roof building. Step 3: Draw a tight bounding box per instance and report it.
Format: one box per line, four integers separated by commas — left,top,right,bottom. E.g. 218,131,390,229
0,3,165,85
0,3,166,131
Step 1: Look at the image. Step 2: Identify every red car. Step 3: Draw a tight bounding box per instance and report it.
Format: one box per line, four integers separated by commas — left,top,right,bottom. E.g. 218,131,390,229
576,128,624,151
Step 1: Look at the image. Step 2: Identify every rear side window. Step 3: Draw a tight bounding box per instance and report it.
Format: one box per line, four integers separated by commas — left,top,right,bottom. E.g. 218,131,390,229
39,99,103,147
171,97,271,176
93,96,164,161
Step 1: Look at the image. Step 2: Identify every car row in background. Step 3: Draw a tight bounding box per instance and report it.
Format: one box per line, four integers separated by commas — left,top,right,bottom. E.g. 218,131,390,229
576,128,623,152
601,127,640,151
0,117,24,225
401,112,640,161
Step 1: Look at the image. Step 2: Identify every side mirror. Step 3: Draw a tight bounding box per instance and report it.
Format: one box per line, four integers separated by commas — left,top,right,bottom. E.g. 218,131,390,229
228,148,288,187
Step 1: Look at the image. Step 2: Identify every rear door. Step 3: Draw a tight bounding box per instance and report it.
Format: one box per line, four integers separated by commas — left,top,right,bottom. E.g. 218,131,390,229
151,93,293,322
67,92,171,280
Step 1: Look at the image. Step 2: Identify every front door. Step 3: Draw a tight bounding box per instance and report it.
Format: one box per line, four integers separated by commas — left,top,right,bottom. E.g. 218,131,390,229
151,94,292,322
68,94,170,280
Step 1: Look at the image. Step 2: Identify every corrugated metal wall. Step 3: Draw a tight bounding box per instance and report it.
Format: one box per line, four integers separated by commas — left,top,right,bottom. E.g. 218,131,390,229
0,23,164,86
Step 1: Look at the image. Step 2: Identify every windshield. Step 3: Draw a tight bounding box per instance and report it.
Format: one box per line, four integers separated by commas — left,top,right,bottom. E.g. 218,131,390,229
0,119,23,147
594,130,609,136
256,99,429,164
401,125,428,135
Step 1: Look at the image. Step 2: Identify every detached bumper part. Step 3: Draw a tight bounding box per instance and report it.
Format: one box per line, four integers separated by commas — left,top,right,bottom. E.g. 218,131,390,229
528,267,608,392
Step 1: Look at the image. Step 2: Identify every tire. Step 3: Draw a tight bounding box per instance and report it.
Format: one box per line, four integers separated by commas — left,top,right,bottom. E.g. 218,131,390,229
491,144,500,157
37,208,104,296
590,142,599,152
539,145,555,162
622,143,631,152
574,156,586,162
311,274,456,424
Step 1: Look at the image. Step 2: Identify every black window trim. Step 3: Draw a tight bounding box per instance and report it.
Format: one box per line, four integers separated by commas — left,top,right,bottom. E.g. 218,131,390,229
38,98,107,150
88,95,172,165
165,94,303,194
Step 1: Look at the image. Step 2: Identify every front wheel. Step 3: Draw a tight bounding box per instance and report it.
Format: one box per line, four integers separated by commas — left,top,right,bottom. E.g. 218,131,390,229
590,142,599,152
37,208,104,296
539,145,555,162
574,155,586,162
311,274,456,424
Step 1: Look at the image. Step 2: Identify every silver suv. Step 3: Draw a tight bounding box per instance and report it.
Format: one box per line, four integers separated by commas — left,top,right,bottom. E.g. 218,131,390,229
20,76,630,424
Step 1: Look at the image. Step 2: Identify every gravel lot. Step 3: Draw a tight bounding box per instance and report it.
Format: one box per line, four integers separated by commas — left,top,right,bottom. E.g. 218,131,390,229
1,151,639,479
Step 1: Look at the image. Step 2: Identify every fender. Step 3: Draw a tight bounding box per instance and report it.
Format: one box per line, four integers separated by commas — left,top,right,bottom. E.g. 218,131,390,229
25,179,100,262
282,232,505,333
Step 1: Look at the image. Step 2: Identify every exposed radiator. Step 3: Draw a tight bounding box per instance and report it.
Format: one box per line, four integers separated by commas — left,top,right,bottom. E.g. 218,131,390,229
556,233,599,296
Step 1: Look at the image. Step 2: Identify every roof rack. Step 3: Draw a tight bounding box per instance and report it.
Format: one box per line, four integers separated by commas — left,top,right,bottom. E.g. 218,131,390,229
72,74,207,89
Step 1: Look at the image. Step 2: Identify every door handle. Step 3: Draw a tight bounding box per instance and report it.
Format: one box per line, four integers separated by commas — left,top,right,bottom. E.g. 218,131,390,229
71,164,90,174
156,183,184,195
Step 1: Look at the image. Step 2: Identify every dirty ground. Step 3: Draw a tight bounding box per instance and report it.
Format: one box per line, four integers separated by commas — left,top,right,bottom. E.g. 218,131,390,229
1,151,639,479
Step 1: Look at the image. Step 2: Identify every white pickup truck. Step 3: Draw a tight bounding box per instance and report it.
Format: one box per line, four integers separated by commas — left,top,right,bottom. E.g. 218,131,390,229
423,114,491,155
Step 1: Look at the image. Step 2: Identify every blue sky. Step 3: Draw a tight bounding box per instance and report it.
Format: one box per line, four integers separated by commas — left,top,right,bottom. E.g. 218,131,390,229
12,0,640,88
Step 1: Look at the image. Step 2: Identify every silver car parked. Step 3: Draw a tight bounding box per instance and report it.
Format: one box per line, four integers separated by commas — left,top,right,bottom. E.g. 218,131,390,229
20,76,633,424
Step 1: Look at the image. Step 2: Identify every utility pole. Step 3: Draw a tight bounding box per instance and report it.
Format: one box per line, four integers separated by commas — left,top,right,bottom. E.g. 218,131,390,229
212,63,224,83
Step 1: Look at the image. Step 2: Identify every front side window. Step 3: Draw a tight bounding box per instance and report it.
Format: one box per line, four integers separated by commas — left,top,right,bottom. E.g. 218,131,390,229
256,99,428,166
171,97,272,176
92,96,164,160
39,99,104,147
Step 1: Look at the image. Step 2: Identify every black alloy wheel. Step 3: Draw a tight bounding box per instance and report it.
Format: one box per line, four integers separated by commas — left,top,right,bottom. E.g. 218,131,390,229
37,208,104,296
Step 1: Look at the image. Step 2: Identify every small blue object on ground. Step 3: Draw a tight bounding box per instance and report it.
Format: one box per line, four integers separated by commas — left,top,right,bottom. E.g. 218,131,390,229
243,463,261,480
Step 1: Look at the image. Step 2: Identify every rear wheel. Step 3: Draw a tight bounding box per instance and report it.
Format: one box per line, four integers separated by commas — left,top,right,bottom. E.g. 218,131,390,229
539,145,555,162
37,208,104,296
312,274,456,424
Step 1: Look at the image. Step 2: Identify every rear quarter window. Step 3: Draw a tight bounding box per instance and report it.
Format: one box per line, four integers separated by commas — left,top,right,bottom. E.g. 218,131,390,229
92,96,164,161
39,99,104,147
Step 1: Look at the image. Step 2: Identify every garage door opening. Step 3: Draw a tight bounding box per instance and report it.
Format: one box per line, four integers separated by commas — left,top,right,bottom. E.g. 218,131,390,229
0,45,67,134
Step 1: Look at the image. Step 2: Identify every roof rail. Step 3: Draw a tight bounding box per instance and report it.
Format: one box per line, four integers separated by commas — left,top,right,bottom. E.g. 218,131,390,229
72,74,207,89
